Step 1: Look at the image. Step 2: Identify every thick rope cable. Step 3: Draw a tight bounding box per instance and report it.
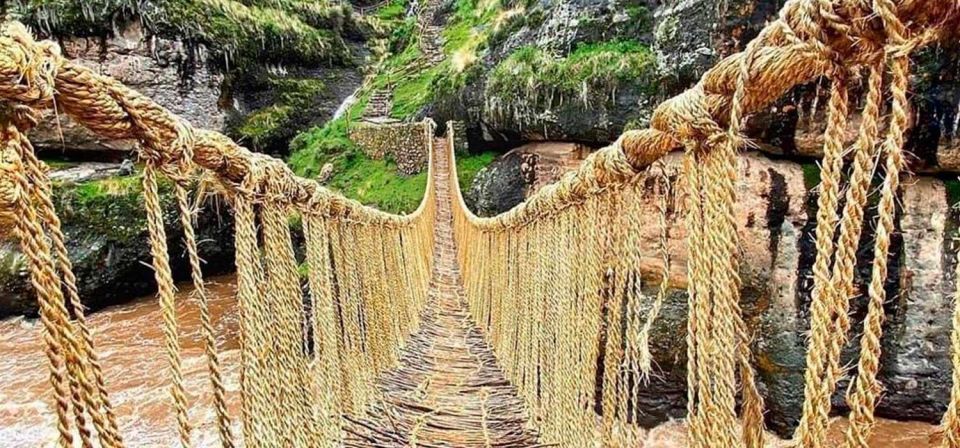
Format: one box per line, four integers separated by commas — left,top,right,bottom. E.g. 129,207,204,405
3,119,75,448
793,71,850,448
3,107,124,448
232,176,278,446
19,138,124,448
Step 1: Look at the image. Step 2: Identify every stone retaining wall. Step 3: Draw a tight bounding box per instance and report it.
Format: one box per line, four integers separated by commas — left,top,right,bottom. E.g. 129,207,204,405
349,121,430,175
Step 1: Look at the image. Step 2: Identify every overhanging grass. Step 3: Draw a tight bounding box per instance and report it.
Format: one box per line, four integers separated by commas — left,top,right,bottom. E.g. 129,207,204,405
484,40,656,124
11,0,354,65
487,40,655,101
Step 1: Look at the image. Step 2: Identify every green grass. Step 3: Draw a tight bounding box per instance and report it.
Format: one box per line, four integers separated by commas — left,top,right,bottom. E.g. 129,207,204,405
456,151,497,192
327,151,428,213
946,178,960,208
488,40,655,99
288,93,368,178
72,175,144,202
484,40,655,125
373,0,408,22
54,173,159,243
284,0,508,212
390,66,443,119
802,163,821,191
42,158,80,170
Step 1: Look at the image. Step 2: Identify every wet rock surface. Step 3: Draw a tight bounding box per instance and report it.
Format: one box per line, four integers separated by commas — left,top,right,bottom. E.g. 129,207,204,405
27,21,226,155
0,180,235,317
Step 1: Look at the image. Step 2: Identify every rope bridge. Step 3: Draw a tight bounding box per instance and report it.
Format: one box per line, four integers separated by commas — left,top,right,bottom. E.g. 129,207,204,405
1,0,959,446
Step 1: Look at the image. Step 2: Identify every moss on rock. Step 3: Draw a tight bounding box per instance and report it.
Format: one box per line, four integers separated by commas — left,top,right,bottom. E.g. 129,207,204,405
0,172,235,317
485,41,656,125
10,0,359,66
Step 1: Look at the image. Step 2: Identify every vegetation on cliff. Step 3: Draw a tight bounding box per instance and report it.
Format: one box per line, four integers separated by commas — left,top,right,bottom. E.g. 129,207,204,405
9,0,362,65
485,40,657,125
235,76,329,152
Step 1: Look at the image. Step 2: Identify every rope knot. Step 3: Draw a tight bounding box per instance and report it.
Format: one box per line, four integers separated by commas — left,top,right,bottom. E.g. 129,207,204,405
0,22,61,108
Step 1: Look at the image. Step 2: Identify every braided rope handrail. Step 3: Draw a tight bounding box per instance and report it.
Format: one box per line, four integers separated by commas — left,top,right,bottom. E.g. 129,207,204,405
450,0,957,231
0,21,436,227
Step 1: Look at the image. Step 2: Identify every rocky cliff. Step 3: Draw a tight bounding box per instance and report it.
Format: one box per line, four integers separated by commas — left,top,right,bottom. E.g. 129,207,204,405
0,0,379,316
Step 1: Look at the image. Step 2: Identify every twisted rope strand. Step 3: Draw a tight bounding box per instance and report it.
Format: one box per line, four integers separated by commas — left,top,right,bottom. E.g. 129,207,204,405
142,164,192,447
173,182,235,448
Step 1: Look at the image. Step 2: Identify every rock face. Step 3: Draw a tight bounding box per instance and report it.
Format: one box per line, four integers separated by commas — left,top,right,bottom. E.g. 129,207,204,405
27,21,226,155
0,179,235,317
464,142,589,216
576,151,958,435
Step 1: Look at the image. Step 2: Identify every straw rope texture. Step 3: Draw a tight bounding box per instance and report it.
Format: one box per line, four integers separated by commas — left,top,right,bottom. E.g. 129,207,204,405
1,0,960,446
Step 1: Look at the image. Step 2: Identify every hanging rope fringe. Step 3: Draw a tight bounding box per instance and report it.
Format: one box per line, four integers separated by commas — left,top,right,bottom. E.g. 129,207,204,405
142,163,193,447
2,0,960,446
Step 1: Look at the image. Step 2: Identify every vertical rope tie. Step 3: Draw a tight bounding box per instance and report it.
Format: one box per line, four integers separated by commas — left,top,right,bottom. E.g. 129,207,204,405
142,163,192,447
173,180,235,448
794,70,851,448
4,118,76,448
637,167,672,377
20,139,124,448
843,3,915,445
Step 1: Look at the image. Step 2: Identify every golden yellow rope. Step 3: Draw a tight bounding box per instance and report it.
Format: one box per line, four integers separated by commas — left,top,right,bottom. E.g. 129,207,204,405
173,182,235,448
843,4,913,444
232,179,276,445
303,213,344,445
142,163,193,447
4,119,75,448
261,197,319,447
638,168,671,376
794,71,850,448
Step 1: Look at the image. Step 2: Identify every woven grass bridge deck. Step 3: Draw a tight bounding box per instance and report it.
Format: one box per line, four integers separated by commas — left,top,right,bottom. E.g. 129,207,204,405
343,138,541,447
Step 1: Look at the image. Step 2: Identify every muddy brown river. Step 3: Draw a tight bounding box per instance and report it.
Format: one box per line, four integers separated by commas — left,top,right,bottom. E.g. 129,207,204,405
0,275,942,446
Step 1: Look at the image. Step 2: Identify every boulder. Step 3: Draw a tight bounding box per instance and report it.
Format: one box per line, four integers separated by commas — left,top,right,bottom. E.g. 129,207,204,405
464,142,589,216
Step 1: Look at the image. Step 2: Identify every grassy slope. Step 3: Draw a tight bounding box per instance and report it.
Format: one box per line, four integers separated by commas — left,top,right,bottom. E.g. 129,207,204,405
287,0,516,214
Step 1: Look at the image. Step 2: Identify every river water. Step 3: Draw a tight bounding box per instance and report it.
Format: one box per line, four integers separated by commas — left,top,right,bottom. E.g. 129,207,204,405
0,275,942,447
